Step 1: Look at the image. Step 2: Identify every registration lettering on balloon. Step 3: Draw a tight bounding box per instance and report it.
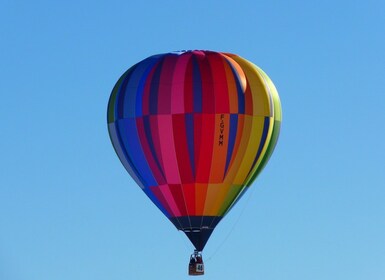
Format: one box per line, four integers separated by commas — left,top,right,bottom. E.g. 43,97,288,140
219,114,225,146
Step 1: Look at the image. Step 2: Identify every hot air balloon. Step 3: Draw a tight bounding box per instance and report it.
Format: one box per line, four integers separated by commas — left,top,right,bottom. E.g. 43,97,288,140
107,50,281,275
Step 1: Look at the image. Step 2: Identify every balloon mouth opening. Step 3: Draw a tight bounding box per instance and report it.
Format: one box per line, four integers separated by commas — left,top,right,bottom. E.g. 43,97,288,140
183,228,201,233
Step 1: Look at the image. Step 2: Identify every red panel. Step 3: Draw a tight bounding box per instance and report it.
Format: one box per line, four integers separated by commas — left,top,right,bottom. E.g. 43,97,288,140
198,55,215,114
172,114,194,184
158,56,177,114
209,53,230,113
195,183,208,215
182,183,196,215
168,184,188,216
195,114,215,183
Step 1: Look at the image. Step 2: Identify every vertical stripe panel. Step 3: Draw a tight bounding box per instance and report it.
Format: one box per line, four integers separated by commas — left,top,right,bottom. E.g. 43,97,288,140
233,116,265,184
108,67,135,122
195,183,208,216
157,56,178,114
231,55,272,117
172,114,194,184
184,58,194,113
195,114,215,182
223,114,245,180
148,115,165,179
116,118,157,187
199,55,215,113
192,57,203,113
208,53,230,113
122,57,160,118
168,184,188,216
222,54,247,93
244,78,254,115
136,117,166,185
157,115,181,184
142,66,157,116
244,116,271,181
108,122,145,189
223,59,239,114
158,184,182,216
149,59,164,115
224,114,239,175
203,183,232,216
185,113,195,178
217,184,243,216
171,53,192,114
182,183,196,215
223,115,252,184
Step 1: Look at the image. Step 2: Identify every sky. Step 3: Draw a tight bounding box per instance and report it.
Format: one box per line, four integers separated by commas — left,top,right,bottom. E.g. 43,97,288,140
1,0,385,279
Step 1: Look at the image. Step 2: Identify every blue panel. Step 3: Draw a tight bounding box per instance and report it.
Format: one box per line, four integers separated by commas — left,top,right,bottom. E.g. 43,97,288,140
224,114,238,177
192,56,202,113
108,122,145,189
142,115,166,182
136,55,164,117
116,118,157,187
117,66,136,119
121,56,162,118
149,57,165,115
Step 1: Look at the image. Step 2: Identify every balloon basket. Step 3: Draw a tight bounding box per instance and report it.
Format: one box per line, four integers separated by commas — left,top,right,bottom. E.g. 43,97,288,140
188,251,204,276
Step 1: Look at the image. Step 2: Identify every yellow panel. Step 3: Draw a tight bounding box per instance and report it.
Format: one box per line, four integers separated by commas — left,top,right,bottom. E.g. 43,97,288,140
217,184,244,216
255,66,282,122
203,183,232,216
243,117,274,186
229,55,272,117
233,116,265,184
223,115,253,184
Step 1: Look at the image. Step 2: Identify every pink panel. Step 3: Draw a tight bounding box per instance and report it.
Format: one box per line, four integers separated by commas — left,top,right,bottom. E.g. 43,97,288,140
171,53,192,114
157,115,181,184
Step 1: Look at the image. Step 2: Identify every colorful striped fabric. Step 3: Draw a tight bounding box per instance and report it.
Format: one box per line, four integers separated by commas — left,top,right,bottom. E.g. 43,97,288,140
107,50,281,251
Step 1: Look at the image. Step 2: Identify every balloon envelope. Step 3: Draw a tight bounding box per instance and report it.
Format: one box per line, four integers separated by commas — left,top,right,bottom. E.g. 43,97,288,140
107,50,281,251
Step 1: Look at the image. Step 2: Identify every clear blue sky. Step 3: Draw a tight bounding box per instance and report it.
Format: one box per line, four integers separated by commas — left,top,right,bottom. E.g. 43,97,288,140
1,1,384,279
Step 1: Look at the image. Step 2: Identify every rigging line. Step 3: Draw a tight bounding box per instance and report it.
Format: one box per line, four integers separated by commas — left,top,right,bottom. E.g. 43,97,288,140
205,185,255,263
